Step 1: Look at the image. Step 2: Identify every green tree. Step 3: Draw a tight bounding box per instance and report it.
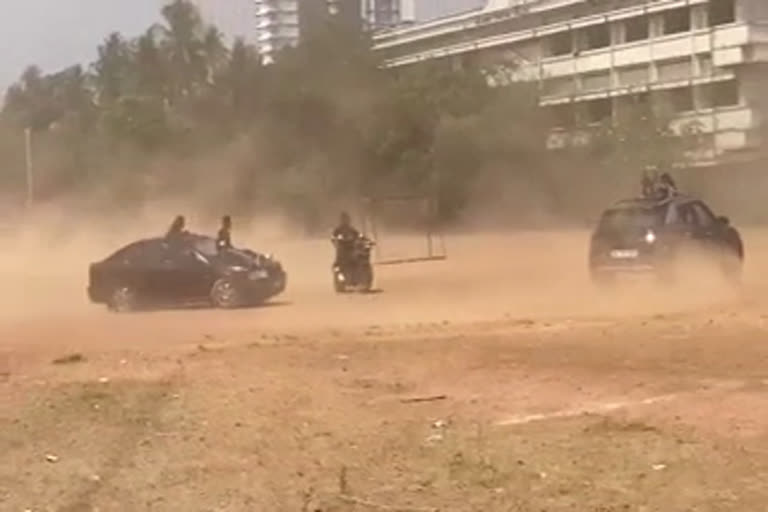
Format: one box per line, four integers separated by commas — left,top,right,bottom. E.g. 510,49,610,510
134,27,169,98
93,32,133,104
201,26,229,83
159,0,207,99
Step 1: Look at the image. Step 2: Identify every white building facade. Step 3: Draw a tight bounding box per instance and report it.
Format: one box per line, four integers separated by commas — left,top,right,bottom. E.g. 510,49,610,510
254,0,300,63
254,0,402,63
374,0,768,165
400,0,486,23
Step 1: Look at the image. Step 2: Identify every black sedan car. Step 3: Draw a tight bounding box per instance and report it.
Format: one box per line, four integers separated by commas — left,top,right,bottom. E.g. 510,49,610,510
589,194,743,285
88,234,286,312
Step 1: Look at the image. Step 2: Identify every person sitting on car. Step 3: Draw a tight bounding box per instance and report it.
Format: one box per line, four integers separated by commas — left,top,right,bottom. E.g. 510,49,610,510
217,215,233,252
165,215,188,243
641,171,656,199
332,212,360,268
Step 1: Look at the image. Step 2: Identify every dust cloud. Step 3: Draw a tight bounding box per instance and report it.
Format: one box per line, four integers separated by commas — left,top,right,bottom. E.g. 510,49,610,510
3,136,768,350
4,200,767,355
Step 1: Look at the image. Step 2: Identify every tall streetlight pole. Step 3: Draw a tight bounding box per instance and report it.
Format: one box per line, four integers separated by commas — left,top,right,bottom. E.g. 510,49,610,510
24,127,34,209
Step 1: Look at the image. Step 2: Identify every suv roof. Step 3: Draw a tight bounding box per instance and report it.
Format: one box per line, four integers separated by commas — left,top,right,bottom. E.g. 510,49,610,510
610,194,698,210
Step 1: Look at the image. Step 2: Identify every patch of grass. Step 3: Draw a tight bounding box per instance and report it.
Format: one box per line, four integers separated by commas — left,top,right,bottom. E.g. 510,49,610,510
52,353,86,365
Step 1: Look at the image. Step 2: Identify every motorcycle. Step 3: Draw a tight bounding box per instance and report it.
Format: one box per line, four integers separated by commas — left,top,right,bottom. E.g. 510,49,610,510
332,234,375,293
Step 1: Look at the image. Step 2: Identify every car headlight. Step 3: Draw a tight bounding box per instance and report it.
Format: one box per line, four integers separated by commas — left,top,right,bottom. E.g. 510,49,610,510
249,269,269,280
644,230,657,244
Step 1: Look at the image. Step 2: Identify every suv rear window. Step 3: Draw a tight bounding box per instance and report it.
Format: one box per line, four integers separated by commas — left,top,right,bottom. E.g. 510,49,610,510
599,207,665,232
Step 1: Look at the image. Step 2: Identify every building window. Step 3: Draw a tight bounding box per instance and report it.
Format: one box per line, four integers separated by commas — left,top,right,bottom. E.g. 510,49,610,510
618,64,650,87
712,80,740,107
617,92,652,122
586,98,613,124
663,7,691,35
700,80,741,108
584,23,610,50
625,16,649,43
542,77,577,97
549,31,572,56
697,54,713,76
657,58,693,82
709,0,736,26
631,92,651,110
547,104,575,128
581,71,611,91
669,87,695,113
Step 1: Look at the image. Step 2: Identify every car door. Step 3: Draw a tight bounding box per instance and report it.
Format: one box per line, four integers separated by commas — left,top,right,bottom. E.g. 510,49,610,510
688,201,721,250
136,241,179,303
160,244,215,301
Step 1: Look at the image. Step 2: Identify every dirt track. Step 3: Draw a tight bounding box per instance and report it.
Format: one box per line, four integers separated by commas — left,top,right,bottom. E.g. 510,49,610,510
3,230,768,511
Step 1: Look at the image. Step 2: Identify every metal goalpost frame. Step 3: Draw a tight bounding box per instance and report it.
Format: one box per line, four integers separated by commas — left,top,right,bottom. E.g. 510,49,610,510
361,194,447,266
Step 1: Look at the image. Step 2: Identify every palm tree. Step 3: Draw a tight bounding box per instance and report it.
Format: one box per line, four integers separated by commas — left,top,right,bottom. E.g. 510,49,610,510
93,32,133,104
159,0,206,98
201,26,229,84
134,26,168,99
3,66,63,130
225,38,263,114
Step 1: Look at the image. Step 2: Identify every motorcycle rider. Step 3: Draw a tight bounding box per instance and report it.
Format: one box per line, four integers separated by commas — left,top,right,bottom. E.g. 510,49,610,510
217,215,233,252
332,212,360,269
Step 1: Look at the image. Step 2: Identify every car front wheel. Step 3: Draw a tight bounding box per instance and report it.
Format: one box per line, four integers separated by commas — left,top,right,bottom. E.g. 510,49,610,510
210,278,243,309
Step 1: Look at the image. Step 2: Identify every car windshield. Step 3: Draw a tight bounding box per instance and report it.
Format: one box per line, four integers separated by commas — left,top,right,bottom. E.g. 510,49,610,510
189,236,256,266
192,237,218,257
599,207,664,232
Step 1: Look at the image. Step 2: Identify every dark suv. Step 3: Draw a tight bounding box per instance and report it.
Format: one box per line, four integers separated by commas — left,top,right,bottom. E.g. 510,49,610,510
589,195,743,285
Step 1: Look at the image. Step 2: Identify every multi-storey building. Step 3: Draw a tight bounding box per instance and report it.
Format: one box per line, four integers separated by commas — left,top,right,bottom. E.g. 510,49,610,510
401,0,486,23
255,0,401,63
254,0,300,63
363,0,401,28
373,0,768,165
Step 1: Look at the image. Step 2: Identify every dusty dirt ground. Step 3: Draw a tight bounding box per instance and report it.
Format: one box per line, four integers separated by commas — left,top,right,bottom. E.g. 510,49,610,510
3,228,768,511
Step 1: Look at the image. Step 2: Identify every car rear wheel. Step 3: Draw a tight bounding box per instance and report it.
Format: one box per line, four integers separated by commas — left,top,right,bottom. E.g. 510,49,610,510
590,269,616,289
211,278,243,309
107,286,138,313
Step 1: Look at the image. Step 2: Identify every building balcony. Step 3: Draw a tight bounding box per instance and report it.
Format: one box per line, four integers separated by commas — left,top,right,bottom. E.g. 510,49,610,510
539,72,737,106
670,105,757,134
382,21,768,73
540,23,768,79
546,105,760,157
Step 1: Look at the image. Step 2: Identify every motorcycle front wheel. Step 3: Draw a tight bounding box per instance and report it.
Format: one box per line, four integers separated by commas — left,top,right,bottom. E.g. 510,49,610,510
333,270,347,293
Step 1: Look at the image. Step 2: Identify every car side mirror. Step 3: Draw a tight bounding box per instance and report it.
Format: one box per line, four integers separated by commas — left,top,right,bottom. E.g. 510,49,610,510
718,216,730,226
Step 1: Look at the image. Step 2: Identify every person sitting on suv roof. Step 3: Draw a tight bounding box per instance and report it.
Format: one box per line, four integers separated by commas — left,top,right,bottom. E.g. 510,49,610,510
657,172,678,200
642,172,678,202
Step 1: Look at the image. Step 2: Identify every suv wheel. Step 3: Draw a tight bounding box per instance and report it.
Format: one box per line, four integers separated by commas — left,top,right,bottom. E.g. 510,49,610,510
590,269,616,289
720,248,743,286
